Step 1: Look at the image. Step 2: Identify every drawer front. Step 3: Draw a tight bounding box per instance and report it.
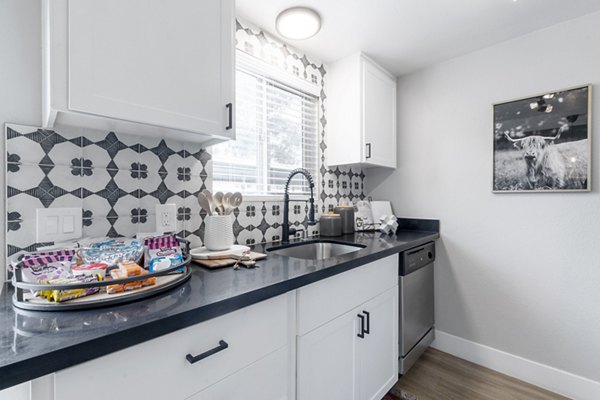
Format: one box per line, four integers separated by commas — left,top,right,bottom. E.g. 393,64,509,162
55,294,290,400
297,254,398,336
188,346,291,400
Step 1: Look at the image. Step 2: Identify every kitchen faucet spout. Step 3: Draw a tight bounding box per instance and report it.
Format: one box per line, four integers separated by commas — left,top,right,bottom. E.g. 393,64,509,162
282,168,316,244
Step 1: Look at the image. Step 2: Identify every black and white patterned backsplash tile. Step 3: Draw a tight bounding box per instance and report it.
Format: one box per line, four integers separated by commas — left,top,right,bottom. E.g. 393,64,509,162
4,124,210,275
4,124,363,279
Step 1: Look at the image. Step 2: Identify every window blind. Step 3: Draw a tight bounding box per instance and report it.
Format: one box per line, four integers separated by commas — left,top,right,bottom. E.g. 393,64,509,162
212,53,320,195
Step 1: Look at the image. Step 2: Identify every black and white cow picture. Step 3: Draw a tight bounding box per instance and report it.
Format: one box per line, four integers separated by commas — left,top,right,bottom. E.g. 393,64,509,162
493,86,590,192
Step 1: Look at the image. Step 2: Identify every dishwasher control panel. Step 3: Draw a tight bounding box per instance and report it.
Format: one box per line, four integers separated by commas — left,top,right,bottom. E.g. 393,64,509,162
400,242,435,275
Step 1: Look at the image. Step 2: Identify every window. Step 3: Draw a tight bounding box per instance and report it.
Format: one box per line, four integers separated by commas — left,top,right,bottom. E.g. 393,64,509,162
212,52,319,196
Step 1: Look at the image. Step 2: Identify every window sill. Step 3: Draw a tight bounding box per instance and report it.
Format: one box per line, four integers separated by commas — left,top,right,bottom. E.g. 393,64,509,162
240,194,312,202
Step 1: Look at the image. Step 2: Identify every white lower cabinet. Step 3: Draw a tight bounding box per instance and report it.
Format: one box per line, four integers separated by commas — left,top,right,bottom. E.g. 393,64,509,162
188,346,291,400
297,255,399,400
357,288,398,400
9,255,400,400
54,293,294,400
297,287,398,400
297,306,359,399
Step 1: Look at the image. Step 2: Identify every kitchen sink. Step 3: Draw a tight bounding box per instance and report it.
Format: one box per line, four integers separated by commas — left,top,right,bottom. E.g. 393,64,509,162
267,240,365,260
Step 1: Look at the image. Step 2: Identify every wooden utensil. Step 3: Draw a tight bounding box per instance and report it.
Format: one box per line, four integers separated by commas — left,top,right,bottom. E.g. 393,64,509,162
214,192,224,215
197,192,212,216
228,192,243,214
202,189,216,215
223,192,233,214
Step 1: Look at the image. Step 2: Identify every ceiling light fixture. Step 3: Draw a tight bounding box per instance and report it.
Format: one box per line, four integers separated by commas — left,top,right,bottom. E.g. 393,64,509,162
276,7,321,40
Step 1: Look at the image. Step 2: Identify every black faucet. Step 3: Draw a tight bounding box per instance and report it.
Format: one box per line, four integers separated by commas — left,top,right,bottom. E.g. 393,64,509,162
282,168,316,243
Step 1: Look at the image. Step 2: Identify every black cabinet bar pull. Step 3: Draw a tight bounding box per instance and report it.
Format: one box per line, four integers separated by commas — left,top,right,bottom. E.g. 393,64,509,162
226,103,233,130
186,340,229,364
363,310,370,335
357,313,365,338
366,143,371,159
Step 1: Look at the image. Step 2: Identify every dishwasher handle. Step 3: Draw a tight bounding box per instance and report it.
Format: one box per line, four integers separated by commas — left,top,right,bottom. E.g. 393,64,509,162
400,242,435,275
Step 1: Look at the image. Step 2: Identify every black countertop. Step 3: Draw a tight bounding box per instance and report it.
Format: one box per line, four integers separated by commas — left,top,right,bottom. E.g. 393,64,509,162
0,222,439,390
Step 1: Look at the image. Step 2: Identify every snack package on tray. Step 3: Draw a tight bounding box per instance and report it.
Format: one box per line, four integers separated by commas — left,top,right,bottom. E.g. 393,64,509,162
144,234,184,273
107,261,156,294
144,234,179,249
118,260,143,277
72,263,108,278
20,261,73,284
20,249,76,268
14,249,76,284
40,274,102,303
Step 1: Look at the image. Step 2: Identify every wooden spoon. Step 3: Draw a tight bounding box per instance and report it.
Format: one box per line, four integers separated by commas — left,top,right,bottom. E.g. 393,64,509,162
223,192,233,215
214,192,224,215
228,192,243,214
202,189,216,215
197,192,212,216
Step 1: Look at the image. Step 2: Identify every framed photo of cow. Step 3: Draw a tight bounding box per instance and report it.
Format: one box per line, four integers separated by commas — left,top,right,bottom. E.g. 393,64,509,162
493,85,592,192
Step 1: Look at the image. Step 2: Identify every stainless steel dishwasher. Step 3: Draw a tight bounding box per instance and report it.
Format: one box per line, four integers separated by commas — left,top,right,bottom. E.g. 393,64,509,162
399,242,435,374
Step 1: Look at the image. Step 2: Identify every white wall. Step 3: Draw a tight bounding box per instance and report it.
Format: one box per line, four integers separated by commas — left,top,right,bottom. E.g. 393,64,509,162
368,10,600,397
0,0,42,288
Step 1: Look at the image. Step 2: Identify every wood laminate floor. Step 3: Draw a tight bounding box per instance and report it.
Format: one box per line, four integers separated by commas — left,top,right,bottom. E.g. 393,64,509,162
389,348,569,400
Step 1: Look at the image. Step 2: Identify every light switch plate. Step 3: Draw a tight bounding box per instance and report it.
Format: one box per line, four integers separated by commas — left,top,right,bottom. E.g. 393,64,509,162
36,208,82,243
155,204,177,233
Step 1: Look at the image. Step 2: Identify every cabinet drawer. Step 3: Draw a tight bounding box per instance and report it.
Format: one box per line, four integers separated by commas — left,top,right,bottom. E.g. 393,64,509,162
188,346,292,400
55,294,290,400
297,255,398,335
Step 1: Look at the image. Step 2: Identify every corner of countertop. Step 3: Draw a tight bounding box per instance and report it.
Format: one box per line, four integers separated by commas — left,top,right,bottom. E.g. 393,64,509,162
396,217,440,233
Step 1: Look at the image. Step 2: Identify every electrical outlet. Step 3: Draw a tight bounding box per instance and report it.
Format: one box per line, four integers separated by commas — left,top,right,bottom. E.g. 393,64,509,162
155,204,177,233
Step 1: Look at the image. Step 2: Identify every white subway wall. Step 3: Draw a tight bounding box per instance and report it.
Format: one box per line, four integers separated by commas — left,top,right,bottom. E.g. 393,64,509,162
0,0,42,289
368,10,600,397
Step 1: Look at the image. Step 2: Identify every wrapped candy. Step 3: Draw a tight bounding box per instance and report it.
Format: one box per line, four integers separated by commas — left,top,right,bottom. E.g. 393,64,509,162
41,275,102,302
79,239,144,266
72,263,108,278
21,262,72,284
118,261,143,277
107,262,155,294
143,234,184,273
144,234,179,250
140,269,157,287
20,249,76,268
106,269,125,294
106,269,140,294
146,247,184,273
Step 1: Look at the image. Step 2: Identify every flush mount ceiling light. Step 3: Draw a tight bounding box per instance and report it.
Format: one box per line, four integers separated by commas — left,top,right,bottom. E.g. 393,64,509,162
276,7,321,40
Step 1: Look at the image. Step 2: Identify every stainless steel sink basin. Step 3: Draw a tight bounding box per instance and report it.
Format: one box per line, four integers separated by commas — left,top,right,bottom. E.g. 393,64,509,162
267,240,365,260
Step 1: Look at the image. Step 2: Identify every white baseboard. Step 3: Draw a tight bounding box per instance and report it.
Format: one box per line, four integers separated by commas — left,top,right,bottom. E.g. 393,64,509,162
431,330,600,400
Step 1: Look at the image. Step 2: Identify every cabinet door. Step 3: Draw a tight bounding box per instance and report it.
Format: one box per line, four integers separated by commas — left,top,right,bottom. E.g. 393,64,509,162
357,287,399,400
67,0,234,137
297,309,360,400
361,57,397,168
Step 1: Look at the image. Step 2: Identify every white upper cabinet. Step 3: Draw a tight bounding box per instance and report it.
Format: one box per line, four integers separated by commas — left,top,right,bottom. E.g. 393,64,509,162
42,0,235,144
327,53,397,168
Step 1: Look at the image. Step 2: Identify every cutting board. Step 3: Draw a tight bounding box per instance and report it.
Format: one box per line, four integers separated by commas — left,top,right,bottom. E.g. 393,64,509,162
193,251,267,269
190,245,251,259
